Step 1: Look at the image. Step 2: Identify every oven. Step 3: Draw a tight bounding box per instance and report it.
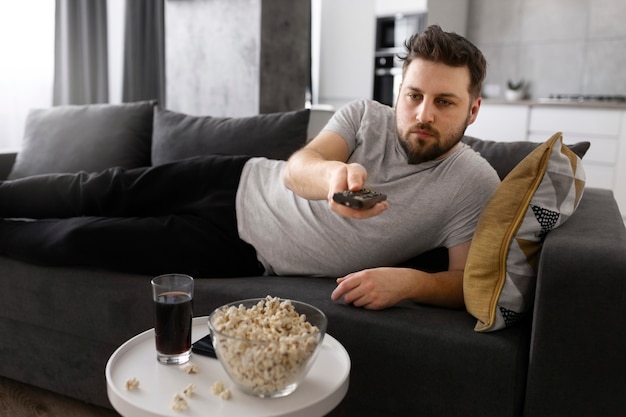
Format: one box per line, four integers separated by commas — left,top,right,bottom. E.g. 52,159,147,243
373,13,426,106
373,54,402,107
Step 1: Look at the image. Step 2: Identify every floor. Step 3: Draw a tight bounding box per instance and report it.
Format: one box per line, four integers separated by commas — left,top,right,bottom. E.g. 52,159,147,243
0,376,120,417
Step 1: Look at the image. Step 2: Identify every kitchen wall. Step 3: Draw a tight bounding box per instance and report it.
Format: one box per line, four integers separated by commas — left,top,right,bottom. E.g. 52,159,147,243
314,0,376,109
467,0,626,99
314,0,467,109
164,0,626,114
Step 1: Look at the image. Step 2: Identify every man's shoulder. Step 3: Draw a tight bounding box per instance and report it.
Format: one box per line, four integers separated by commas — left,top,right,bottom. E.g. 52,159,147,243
456,142,496,167
453,143,500,184
328,100,395,140
338,99,393,115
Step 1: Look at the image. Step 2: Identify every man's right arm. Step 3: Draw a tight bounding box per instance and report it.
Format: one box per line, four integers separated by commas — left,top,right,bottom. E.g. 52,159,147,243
283,130,352,201
283,130,388,218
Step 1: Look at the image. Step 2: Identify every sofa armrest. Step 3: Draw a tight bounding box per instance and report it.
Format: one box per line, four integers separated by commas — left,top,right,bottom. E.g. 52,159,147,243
524,188,626,417
0,152,17,180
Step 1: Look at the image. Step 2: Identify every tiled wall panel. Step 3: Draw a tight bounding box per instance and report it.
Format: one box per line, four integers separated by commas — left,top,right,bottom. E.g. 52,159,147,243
467,0,626,99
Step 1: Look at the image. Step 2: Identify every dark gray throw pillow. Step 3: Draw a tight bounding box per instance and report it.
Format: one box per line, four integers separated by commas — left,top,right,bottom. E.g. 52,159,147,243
151,108,310,165
462,135,591,180
9,101,156,179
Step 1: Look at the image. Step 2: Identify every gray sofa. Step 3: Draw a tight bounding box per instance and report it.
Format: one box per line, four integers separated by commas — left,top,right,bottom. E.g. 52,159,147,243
0,101,625,417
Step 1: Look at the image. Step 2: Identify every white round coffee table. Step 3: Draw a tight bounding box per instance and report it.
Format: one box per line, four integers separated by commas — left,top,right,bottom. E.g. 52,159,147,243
106,316,350,417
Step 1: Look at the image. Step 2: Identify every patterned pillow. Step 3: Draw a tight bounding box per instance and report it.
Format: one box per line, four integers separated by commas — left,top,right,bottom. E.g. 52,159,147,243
464,132,586,332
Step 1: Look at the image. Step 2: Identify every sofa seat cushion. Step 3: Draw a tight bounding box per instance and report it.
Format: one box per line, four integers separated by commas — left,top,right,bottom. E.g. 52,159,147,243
151,107,310,165
0,255,529,417
9,101,156,179
188,277,531,417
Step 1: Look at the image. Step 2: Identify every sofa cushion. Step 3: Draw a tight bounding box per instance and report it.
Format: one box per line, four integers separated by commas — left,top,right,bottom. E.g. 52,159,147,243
9,101,155,179
151,108,310,165
464,132,586,332
462,136,590,180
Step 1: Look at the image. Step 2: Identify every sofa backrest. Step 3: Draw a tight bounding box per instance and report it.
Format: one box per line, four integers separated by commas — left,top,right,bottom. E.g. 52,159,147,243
307,108,335,141
0,152,17,181
1,103,590,183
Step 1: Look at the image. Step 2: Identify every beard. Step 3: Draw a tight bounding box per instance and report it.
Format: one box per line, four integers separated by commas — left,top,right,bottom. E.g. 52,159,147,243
398,116,470,164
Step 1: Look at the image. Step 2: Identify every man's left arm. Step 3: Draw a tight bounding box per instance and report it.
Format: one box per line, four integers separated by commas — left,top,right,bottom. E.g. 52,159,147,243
330,241,470,310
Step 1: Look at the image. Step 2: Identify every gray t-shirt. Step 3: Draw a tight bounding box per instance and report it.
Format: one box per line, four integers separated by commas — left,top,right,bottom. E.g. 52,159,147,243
236,99,499,277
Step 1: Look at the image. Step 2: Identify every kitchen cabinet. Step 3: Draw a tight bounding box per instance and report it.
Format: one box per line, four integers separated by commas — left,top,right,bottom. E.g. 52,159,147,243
527,107,622,192
466,101,626,219
466,104,529,142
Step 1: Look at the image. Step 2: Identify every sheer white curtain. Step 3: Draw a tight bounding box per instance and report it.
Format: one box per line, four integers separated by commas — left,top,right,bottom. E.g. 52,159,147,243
53,0,164,106
0,2,55,151
0,0,163,152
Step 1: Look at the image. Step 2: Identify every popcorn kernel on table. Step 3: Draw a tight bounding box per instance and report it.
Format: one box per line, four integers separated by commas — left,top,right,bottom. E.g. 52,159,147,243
183,363,199,374
125,377,140,390
171,393,188,411
183,383,195,398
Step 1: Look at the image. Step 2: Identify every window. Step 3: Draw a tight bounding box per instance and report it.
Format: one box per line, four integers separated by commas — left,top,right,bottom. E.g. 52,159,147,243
0,2,55,151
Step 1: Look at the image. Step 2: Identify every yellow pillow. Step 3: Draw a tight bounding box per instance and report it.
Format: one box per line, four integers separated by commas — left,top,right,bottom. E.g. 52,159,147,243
464,132,586,332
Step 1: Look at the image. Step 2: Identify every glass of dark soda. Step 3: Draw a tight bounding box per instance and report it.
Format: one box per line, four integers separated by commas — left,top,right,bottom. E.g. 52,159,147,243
151,274,194,365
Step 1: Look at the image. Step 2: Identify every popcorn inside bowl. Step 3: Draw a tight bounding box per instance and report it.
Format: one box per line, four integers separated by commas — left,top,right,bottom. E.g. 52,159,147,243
208,296,327,398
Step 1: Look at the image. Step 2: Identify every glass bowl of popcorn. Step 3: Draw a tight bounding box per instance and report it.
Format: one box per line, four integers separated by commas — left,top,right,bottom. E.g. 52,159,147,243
207,296,327,398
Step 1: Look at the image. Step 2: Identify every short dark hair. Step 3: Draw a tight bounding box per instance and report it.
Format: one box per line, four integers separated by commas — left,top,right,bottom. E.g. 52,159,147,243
399,25,487,98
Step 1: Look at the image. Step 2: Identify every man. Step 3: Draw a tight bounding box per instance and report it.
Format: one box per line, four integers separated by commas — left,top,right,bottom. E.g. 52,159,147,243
281,26,497,309
0,26,499,310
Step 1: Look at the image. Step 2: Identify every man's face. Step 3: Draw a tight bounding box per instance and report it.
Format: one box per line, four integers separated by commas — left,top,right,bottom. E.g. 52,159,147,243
395,58,481,164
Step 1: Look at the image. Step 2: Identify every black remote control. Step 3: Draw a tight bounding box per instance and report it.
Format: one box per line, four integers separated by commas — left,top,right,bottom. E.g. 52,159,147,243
191,334,216,358
332,189,387,210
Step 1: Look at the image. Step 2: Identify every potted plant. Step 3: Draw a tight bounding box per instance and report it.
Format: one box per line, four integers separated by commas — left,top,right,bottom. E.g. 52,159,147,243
505,79,525,101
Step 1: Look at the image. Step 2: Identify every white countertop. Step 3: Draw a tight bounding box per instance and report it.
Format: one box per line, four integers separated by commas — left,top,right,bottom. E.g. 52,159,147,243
482,98,626,110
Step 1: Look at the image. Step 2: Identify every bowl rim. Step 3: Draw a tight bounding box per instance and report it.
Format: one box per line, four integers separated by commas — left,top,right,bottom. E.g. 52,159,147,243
207,297,328,343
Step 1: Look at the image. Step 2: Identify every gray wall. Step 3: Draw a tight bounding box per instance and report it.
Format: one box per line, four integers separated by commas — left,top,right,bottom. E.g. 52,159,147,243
165,0,310,117
467,0,626,99
260,0,310,113
165,0,626,112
